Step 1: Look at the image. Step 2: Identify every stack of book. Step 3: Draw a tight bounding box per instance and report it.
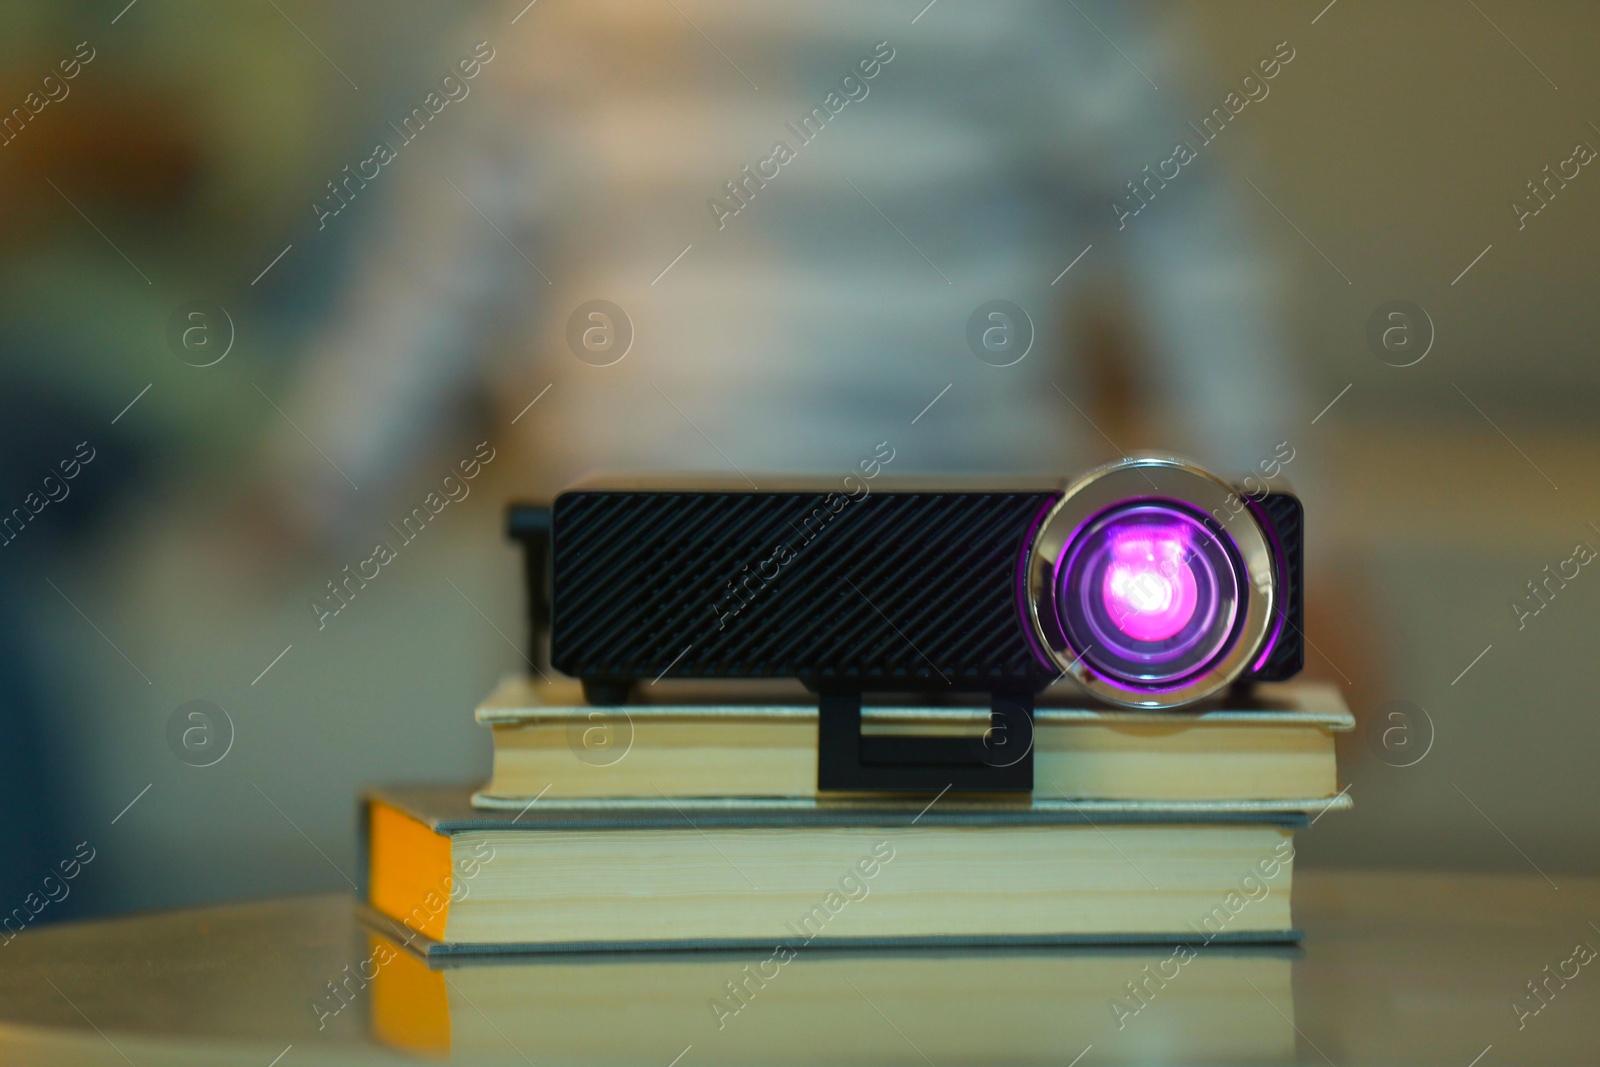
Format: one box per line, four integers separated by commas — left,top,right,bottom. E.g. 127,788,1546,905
360,677,1351,957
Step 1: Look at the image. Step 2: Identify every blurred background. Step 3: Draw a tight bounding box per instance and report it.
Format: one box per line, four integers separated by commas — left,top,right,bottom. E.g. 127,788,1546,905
2,0,1597,923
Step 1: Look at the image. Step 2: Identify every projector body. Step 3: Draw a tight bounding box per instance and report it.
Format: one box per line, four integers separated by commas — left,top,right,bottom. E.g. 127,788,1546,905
510,457,1302,791
518,457,1301,706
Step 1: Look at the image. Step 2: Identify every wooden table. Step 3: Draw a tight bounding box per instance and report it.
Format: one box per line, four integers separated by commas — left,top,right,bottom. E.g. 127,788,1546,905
1,870,1594,1065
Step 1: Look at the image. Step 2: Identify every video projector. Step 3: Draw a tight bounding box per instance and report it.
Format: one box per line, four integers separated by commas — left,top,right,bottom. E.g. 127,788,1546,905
509,456,1302,792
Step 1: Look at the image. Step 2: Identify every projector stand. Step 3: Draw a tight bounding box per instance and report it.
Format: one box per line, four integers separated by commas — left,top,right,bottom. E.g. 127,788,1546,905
816,691,1034,794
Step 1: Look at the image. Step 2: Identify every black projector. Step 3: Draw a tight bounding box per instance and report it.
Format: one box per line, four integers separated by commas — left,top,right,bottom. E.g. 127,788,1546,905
509,456,1302,791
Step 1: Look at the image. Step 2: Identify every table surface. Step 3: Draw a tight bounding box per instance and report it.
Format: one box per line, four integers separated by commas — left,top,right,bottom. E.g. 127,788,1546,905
1,870,1595,1066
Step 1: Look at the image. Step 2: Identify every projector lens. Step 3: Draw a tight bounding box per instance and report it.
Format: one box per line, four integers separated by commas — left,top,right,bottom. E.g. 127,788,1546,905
1056,503,1244,687
1024,456,1278,708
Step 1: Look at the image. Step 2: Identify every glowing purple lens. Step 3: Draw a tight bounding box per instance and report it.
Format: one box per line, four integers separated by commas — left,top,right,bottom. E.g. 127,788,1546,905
1055,502,1246,689
1100,527,1199,642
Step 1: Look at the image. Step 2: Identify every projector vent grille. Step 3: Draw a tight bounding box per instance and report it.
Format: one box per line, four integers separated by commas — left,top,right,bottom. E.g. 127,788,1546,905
551,490,1056,688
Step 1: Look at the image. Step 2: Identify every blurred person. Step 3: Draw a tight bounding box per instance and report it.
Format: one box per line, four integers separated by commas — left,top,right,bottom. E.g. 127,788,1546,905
265,0,1301,547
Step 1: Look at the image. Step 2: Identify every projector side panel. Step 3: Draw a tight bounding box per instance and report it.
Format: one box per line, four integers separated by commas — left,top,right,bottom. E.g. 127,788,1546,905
1251,491,1304,682
550,490,1057,690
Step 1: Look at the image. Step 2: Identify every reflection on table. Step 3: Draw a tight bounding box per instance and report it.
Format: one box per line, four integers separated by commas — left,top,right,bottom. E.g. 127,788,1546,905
365,928,1294,1063
1,872,1596,1065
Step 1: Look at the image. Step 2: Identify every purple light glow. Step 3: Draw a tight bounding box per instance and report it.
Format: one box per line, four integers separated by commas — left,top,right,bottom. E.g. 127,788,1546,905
1054,500,1244,689
1100,528,1198,642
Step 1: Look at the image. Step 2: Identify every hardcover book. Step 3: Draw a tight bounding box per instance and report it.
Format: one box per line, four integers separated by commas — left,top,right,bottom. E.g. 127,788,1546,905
361,786,1324,957
473,678,1352,804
